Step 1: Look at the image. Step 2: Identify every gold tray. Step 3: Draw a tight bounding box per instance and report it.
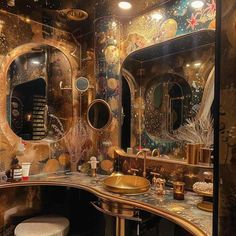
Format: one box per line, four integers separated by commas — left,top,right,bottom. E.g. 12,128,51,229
197,201,213,212
193,189,213,212
193,189,213,197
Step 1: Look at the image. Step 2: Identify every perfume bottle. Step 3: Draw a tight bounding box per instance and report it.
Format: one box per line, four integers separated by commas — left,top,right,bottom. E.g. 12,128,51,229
10,157,22,182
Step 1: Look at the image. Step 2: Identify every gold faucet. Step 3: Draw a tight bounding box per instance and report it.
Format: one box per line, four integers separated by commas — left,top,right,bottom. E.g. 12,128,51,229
136,148,150,178
151,149,160,158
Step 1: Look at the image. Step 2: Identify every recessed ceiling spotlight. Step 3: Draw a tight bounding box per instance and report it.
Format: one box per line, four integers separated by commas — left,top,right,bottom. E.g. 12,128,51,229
31,60,40,65
118,1,132,10
190,0,205,9
194,62,202,67
151,12,163,21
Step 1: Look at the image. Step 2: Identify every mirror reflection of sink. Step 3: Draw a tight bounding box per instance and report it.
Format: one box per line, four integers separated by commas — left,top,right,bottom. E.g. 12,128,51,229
160,155,170,159
103,175,150,194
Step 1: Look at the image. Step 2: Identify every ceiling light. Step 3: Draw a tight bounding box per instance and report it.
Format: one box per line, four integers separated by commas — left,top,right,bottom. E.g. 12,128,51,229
194,62,201,67
151,12,163,21
190,0,205,9
118,1,132,10
112,21,117,27
25,17,31,23
31,60,40,65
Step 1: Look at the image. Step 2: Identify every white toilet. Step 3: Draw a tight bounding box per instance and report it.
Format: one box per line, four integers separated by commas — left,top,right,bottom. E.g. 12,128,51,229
14,215,70,236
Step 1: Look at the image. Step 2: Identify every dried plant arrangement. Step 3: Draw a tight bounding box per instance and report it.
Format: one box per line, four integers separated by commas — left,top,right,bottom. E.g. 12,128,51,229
174,114,214,148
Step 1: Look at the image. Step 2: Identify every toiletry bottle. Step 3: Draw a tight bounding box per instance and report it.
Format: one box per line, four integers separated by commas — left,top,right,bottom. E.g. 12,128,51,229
10,139,25,182
10,157,22,182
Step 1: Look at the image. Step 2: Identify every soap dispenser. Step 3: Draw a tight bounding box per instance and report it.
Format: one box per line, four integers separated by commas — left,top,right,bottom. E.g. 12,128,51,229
10,158,22,182
151,172,166,195
10,139,25,182
88,156,99,177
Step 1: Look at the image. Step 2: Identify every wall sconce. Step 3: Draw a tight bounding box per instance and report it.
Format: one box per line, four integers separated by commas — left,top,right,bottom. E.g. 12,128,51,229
151,12,163,21
118,1,132,10
59,81,72,90
0,20,5,34
7,0,15,7
25,113,32,122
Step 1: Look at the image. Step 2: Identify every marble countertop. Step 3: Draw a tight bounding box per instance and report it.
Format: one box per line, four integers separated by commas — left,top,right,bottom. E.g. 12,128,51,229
0,172,212,236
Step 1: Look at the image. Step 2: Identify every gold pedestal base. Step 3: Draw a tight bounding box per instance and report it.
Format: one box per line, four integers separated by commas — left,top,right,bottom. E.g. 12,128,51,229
197,201,213,212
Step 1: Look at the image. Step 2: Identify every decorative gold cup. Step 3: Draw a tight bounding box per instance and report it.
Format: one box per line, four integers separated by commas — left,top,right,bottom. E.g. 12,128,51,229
199,148,213,164
186,143,202,165
173,181,185,200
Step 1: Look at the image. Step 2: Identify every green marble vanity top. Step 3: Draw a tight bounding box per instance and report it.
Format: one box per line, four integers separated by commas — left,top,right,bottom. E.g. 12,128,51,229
0,172,212,236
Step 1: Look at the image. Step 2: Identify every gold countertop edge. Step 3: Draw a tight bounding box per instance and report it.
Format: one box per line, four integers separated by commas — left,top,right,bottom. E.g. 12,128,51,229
0,179,210,236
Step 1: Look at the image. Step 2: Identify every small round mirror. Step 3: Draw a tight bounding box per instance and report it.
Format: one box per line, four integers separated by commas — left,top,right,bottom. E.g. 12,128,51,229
75,77,89,92
87,99,112,130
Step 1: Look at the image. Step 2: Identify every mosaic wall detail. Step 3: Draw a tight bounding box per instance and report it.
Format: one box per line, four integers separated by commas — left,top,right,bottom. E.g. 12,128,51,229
0,10,86,175
94,17,121,167
122,0,216,59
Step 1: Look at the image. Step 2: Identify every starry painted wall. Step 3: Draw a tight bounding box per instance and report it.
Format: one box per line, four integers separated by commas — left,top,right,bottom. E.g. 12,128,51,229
122,0,216,58
94,0,216,157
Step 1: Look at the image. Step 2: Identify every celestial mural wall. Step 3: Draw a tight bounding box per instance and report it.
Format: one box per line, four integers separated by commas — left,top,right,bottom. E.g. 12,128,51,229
120,0,216,151
88,0,216,161
122,0,216,58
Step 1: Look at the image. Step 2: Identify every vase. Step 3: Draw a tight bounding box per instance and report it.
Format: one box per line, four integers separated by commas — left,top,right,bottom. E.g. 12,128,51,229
186,143,202,165
199,148,213,164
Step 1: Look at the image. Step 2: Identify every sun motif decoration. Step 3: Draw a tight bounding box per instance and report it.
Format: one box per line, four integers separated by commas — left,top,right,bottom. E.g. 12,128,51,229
205,0,216,15
186,0,216,30
187,13,199,30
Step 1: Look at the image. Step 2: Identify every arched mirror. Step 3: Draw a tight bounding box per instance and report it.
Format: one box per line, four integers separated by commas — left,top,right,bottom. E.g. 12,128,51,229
6,44,73,141
121,30,215,154
145,73,192,139
87,99,112,130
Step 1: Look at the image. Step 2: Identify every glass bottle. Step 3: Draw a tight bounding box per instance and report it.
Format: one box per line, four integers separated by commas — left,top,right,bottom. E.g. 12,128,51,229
11,158,22,182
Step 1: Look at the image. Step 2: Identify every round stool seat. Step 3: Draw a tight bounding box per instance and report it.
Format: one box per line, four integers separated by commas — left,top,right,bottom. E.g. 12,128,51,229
14,215,69,236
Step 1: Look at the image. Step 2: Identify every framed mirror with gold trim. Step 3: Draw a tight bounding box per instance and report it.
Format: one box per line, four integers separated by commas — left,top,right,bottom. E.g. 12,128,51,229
87,99,112,131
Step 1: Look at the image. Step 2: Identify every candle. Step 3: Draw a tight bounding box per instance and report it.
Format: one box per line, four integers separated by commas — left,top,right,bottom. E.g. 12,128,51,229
173,181,185,200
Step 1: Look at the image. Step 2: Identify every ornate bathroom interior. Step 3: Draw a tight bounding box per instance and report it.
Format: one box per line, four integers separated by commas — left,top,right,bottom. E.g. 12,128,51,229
0,0,235,235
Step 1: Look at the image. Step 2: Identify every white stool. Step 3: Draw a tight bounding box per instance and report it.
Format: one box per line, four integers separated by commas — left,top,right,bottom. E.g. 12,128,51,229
14,215,70,236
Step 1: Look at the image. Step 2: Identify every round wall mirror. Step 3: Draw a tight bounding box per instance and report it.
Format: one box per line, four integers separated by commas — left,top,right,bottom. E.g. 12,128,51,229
75,77,89,92
87,99,112,130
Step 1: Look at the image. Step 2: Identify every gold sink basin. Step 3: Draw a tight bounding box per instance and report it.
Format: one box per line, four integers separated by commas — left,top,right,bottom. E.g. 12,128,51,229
103,175,150,194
